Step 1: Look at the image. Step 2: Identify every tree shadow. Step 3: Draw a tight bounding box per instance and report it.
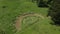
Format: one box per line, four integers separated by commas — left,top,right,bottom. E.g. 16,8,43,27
50,21,60,26
38,3,49,7
50,17,60,26
33,0,53,8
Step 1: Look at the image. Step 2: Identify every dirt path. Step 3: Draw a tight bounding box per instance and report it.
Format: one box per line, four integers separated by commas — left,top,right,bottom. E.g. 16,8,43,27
15,13,45,31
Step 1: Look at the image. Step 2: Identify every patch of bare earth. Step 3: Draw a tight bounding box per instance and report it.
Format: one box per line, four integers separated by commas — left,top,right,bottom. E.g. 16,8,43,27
15,13,45,31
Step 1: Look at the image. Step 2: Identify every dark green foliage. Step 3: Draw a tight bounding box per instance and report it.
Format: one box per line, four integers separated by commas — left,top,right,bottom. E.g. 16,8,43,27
48,0,60,25
38,0,49,7
32,0,52,7
47,0,52,4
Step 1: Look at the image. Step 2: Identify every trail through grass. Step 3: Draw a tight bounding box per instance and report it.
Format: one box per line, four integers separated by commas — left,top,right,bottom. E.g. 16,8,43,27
0,0,60,34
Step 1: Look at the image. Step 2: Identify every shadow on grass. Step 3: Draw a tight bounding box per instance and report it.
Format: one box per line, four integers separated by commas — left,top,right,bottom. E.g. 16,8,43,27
50,22,60,26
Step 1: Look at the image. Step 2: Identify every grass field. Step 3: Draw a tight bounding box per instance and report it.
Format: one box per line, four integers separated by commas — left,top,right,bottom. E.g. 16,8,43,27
0,0,60,34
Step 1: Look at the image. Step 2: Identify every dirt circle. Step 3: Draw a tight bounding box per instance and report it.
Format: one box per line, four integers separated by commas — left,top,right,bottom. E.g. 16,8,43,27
15,13,44,31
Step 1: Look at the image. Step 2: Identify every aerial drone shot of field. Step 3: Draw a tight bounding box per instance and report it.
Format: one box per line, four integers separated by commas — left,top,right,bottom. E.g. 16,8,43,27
0,0,60,34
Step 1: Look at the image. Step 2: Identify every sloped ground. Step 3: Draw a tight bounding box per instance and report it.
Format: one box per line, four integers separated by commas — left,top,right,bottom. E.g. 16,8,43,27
15,13,44,31
16,13,60,34
0,0,60,34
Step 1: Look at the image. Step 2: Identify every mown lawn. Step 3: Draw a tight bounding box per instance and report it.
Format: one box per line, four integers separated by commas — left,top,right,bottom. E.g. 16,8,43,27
0,0,60,34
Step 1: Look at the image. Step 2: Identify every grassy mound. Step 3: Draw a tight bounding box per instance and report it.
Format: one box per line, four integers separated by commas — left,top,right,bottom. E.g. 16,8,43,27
0,0,60,34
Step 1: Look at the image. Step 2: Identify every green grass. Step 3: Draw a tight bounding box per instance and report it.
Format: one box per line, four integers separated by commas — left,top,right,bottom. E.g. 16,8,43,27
0,0,60,34
17,16,60,34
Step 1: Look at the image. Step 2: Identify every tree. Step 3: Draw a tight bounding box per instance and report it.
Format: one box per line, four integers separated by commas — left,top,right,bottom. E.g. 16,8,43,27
47,0,52,4
38,0,49,7
47,0,60,25
32,0,52,7
37,0,52,7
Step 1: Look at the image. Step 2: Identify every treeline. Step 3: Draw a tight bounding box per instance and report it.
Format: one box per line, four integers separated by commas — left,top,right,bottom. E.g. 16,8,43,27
47,0,60,25
32,0,60,26
32,0,52,7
